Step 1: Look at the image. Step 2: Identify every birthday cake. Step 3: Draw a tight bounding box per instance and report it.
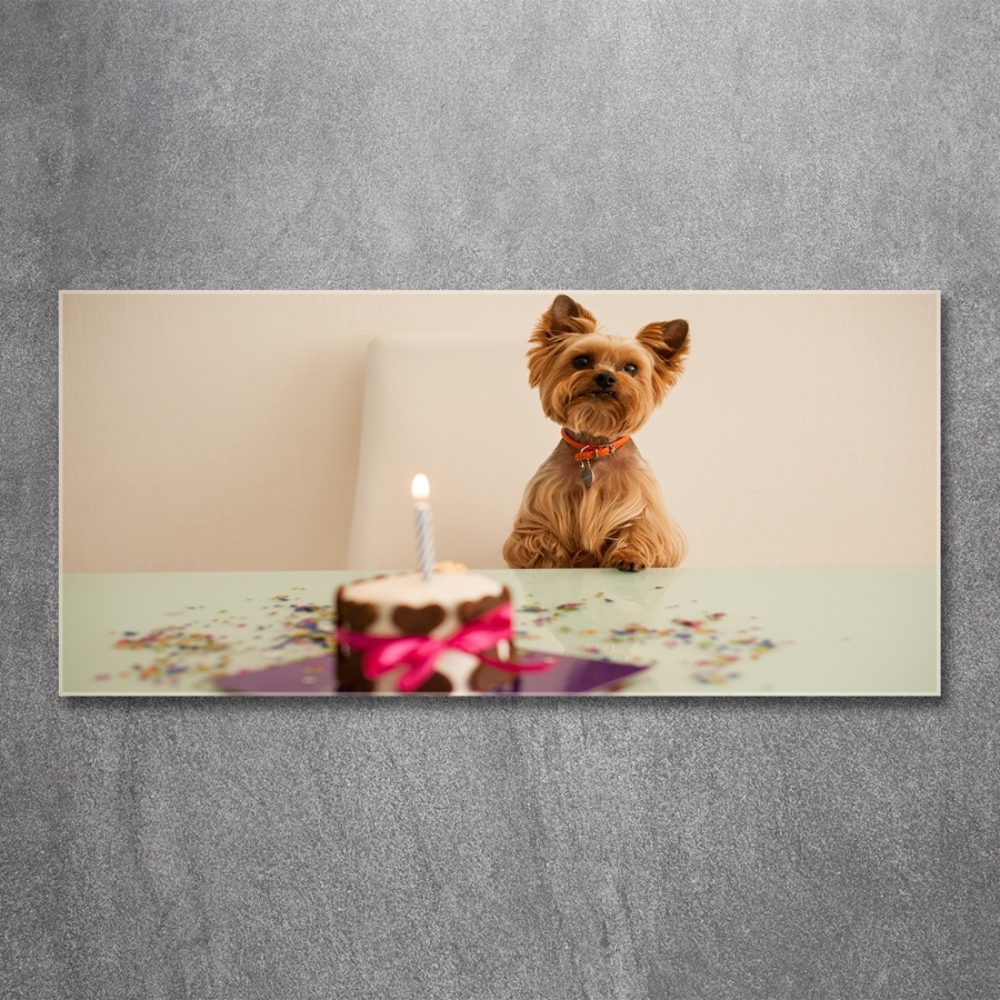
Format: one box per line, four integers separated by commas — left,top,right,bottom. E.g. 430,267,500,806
335,567,518,694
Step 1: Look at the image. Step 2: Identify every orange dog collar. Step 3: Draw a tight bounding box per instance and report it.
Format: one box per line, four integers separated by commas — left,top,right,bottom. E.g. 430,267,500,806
560,428,631,462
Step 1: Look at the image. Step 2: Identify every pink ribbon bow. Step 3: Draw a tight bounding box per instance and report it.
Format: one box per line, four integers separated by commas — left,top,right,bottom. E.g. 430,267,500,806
338,603,549,693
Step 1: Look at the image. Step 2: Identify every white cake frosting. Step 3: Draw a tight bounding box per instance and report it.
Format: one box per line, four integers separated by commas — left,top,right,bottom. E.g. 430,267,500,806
340,571,505,639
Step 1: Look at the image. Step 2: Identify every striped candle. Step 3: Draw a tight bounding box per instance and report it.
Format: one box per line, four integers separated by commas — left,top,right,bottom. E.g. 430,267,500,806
410,474,435,582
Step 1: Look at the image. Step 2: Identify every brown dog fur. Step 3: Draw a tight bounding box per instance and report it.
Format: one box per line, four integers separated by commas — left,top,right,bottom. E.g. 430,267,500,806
502,295,689,571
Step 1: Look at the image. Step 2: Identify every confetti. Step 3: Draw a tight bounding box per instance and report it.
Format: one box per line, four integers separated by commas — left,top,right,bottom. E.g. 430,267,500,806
99,593,336,688
515,591,792,687
98,585,791,692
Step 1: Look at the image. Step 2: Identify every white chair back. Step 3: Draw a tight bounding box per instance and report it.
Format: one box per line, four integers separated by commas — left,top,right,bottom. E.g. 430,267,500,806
347,331,552,570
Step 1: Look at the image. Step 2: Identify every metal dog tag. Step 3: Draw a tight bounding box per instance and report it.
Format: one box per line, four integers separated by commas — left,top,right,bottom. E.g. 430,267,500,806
580,461,594,489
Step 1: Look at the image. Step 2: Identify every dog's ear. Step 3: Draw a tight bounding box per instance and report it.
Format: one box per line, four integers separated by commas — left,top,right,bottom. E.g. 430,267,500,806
537,295,598,341
636,319,690,388
528,295,599,387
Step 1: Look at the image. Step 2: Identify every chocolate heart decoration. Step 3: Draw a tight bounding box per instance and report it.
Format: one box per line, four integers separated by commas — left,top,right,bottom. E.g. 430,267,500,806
337,594,378,633
414,671,453,694
392,603,446,635
336,649,374,692
470,662,517,692
457,587,510,624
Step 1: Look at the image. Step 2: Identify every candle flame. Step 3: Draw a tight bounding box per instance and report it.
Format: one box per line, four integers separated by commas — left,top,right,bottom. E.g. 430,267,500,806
410,474,430,501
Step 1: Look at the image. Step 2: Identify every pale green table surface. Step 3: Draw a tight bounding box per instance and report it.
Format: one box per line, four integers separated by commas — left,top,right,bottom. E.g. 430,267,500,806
60,567,939,696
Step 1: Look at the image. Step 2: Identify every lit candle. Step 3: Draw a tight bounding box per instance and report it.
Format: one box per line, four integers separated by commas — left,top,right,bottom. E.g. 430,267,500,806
410,474,435,581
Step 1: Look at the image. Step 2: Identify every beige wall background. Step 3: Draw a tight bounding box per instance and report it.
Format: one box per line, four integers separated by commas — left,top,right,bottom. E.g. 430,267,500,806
60,290,939,572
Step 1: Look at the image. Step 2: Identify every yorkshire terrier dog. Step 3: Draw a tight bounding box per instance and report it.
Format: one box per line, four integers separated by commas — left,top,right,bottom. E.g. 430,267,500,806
503,294,689,571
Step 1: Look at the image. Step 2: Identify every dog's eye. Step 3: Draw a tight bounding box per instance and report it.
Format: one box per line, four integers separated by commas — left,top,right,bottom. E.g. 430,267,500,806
622,362,638,376
572,355,592,370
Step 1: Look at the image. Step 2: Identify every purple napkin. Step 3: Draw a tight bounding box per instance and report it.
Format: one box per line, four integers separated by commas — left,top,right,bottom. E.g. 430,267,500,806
213,651,647,696
214,655,334,695
510,652,647,694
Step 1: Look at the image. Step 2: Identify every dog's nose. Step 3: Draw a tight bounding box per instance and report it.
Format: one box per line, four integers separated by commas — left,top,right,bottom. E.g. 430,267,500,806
593,371,617,389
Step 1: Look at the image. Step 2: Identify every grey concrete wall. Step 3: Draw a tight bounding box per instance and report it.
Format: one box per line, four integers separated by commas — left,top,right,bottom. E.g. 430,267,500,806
3,2,998,997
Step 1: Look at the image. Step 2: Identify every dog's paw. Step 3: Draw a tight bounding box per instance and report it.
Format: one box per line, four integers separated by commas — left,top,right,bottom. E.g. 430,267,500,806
613,560,644,572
